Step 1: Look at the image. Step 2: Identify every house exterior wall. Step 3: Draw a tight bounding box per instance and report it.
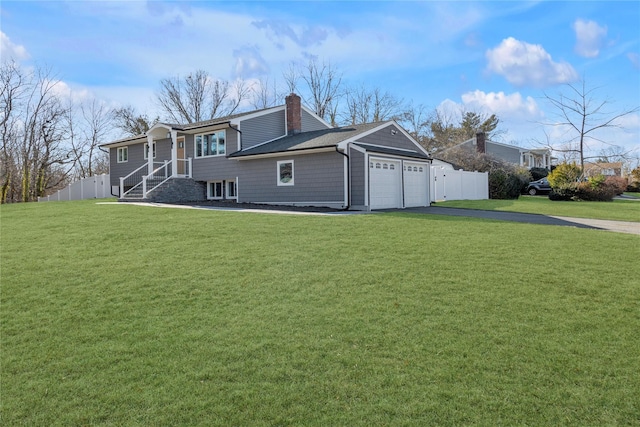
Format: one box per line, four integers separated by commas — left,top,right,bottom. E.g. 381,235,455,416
154,138,172,162
486,142,520,164
239,110,285,149
237,151,345,206
349,148,365,207
301,109,329,132
109,142,146,187
357,124,418,151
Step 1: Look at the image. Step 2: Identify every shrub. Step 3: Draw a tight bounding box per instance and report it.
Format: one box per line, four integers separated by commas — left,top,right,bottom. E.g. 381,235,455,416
547,162,582,188
605,176,628,195
549,184,577,201
627,181,640,193
488,167,530,199
574,181,617,201
529,167,549,181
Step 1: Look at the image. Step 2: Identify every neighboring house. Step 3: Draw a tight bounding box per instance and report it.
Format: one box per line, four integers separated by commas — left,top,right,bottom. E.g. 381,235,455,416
583,162,624,178
101,94,433,210
455,132,555,170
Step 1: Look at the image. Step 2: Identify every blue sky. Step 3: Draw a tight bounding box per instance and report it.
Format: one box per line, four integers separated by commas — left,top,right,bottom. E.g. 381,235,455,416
1,1,639,158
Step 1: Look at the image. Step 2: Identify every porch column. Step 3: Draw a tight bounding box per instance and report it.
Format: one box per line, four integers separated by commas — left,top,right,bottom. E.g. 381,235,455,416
147,134,154,175
170,129,178,177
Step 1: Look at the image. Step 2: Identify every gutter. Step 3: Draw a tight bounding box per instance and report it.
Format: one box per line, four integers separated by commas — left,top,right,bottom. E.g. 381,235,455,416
98,145,119,198
335,145,350,210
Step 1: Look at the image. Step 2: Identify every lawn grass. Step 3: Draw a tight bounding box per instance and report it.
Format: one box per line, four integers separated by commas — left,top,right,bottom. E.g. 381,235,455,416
2,200,639,425
436,195,640,222
623,192,640,199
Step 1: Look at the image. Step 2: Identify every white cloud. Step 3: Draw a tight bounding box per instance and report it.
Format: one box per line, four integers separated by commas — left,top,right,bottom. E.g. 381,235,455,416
461,90,542,119
486,37,578,88
573,19,607,58
0,32,29,62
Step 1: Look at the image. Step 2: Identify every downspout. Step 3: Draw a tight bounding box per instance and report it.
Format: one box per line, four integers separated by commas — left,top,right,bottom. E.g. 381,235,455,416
335,145,350,210
99,145,119,197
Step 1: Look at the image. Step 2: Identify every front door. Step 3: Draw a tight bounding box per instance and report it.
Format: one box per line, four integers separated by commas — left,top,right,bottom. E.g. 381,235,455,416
177,137,185,175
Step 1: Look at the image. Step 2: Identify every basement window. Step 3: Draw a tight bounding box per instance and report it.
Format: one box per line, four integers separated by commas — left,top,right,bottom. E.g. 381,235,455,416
208,181,223,199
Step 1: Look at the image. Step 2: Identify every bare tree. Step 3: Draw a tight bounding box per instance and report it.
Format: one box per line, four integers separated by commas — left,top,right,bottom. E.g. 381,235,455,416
156,70,250,123
250,77,281,110
0,61,25,202
0,62,75,202
342,85,403,125
542,79,639,171
76,99,112,178
112,105,157,136
298,58,342,121
282,63,299,94
398,103,434,151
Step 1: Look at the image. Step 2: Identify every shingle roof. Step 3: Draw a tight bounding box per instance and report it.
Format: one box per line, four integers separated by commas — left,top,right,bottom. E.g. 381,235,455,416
164,106,283,131
229,122,389,157
354,143,431,160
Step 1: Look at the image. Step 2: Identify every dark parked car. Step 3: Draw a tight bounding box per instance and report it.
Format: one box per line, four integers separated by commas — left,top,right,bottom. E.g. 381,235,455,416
525,177,551,195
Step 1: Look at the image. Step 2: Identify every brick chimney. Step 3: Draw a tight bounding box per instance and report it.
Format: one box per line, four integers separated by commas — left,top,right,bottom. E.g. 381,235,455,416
286,93,302,135
475,131,486,154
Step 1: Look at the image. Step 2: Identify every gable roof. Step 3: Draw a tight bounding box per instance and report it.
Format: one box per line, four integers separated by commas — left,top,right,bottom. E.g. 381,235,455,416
228,121,430,159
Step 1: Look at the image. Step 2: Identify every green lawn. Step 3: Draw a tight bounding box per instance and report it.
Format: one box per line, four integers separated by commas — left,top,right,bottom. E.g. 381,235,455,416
2,200,639,425
436,196,640,222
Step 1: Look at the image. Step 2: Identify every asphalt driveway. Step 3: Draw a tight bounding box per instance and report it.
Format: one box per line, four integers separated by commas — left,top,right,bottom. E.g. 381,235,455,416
397,206,640,235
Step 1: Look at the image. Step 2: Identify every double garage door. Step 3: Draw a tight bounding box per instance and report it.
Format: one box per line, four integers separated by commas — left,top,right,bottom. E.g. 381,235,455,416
369,158,429,209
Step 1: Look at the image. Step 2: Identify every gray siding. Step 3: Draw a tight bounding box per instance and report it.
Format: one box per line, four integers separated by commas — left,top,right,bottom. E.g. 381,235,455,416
239,110,285,149
349,148,365,206
486,142,521,164
155,139,171,161
356,124,418,151
301,109,330,132
108,139,172,187
109,143,146,187
192,154,243,182
238,151,345,205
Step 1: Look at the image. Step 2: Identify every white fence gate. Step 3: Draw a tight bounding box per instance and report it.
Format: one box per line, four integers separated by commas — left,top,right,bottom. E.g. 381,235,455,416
430,167,488,202
38,174,111,202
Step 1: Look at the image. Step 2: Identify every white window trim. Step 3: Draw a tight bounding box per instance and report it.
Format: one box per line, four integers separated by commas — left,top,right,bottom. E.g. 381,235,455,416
277,160,294,186
226,180,237,199
194,130,227,159
207,181,224,200
117,147,128,163
143,142,156,160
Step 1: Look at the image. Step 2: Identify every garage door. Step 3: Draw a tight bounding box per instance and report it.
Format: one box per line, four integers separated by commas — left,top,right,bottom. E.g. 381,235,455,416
369,158,402,209
403,161,428,207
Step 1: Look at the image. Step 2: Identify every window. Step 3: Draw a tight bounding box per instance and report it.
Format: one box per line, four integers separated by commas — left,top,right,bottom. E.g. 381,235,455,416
195,131,226,158
117,147,128,163
227,180,237,199
208,181,223,199
143,143,156,160
277,160,294,186
389,164,395,170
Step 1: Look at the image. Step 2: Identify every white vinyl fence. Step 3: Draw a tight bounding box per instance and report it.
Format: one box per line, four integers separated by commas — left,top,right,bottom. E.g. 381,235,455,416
430,167,488,202
38,174,111,202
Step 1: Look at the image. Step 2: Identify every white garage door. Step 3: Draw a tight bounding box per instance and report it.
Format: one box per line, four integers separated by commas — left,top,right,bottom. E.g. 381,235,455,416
403,161,429,207
369,158,402,209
